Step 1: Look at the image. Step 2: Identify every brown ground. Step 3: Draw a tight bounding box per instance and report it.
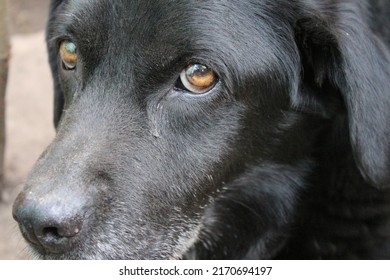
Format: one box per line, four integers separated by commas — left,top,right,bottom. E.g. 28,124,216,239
0,0,52,259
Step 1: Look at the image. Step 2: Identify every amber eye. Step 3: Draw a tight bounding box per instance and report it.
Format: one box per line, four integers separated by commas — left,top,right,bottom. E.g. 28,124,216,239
179,64,217,94
59,40,77,70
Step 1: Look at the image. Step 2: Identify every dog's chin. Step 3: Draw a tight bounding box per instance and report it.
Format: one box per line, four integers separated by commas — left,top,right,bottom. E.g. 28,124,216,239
25,225,201,260
28,245,196,260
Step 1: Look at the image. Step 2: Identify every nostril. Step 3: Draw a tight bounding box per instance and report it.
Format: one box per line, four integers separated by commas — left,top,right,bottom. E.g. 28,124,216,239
35,220,83,253
13,190,86,254
15,205,84,253
36,226,71,254
42,227,62,239
39,224,80,241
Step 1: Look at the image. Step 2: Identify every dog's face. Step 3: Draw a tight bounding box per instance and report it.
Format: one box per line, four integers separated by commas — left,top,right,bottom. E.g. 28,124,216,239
13,0,390,259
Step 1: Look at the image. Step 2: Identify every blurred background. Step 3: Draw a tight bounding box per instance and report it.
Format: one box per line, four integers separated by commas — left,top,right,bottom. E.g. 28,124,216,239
0,0,54,259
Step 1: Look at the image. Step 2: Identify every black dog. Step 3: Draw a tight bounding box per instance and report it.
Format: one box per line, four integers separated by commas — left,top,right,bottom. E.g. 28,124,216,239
13,0,390,259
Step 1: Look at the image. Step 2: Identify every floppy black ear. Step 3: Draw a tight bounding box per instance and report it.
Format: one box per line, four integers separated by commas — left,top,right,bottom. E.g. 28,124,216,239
295,10,390,189
47,0,65,128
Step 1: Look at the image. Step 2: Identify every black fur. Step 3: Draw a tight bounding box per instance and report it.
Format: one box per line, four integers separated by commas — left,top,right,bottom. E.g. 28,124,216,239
13,0,390,259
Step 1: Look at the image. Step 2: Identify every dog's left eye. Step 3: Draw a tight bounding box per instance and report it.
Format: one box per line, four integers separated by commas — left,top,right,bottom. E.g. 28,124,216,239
177,64,217,94
59,40,78,70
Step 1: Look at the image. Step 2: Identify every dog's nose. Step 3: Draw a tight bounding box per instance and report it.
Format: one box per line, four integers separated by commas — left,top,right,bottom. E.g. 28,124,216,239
12,192,83,254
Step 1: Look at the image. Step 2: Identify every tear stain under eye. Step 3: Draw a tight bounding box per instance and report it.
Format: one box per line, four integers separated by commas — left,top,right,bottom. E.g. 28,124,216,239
150,102,163,138
151,124,160,138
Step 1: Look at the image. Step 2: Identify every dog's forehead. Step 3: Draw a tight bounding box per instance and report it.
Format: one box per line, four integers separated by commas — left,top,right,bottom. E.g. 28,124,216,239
53,0,295,86
61,1,231,37
58,0,279,52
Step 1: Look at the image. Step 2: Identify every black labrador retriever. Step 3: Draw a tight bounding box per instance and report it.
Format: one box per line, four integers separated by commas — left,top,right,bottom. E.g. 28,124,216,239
13,0,390,259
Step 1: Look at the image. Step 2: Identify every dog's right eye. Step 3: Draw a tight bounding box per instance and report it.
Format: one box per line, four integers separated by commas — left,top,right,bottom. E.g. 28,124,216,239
176,64,218,94
59,40,78,70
